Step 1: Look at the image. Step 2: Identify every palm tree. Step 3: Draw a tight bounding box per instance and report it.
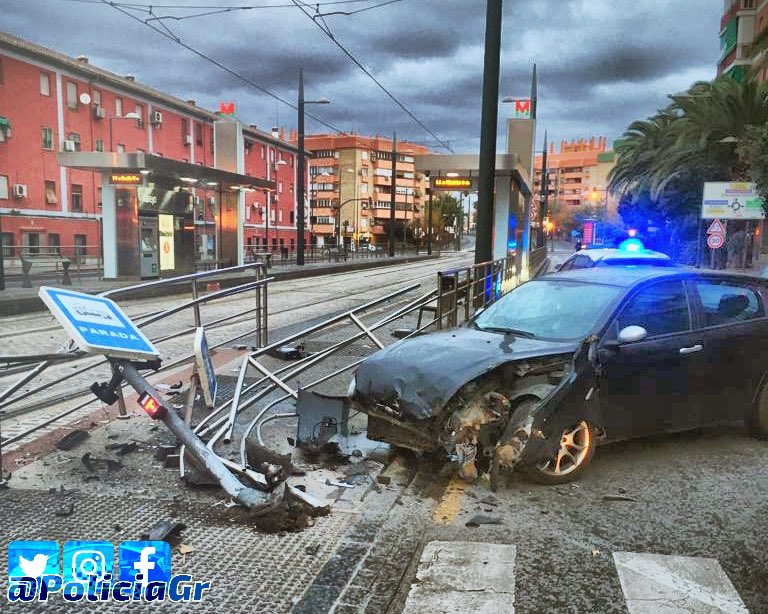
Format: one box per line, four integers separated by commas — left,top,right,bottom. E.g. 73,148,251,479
609,77,768,201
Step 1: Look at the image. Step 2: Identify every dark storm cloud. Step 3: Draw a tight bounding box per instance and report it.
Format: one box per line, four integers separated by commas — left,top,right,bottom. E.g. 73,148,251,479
3,0,722,148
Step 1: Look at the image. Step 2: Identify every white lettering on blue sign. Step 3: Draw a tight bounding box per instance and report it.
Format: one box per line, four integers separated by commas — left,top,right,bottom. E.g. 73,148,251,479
77,326,142,341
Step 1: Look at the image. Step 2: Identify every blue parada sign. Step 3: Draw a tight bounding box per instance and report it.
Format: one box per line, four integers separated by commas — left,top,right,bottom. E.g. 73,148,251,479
39,287,159,360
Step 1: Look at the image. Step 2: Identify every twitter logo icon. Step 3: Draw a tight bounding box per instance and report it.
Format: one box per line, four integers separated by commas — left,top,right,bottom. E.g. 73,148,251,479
8,541,59,579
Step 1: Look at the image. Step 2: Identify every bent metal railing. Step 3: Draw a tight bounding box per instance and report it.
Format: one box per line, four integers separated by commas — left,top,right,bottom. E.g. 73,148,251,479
179,283,440,481
0,263,271,445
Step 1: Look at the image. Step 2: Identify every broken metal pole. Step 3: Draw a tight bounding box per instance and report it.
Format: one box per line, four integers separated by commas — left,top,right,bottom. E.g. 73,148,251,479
118,361,272,510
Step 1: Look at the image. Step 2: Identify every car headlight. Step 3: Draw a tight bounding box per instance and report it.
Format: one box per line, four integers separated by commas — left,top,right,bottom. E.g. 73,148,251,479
347,376,357,398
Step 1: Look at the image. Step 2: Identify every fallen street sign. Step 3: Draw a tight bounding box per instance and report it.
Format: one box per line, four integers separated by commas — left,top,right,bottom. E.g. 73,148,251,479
194,326,217,408
39,287,159,360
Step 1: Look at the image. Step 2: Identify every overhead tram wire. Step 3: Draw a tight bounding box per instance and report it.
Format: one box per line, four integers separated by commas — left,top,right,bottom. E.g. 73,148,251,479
17,0,384,8
97,0,346,134
290,0,453,152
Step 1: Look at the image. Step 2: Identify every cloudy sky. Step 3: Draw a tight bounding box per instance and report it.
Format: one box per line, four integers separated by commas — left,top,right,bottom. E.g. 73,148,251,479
4,0,722,153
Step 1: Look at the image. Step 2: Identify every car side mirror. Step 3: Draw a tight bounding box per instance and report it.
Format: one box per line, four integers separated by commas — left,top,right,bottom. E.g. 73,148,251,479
617,325,648,344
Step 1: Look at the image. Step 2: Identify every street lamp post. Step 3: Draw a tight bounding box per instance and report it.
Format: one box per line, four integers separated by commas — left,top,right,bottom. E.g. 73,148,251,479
297,67,330,266
108,111,141,152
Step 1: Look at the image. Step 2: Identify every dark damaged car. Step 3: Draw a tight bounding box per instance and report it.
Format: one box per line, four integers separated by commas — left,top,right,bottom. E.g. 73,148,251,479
349,268,768,485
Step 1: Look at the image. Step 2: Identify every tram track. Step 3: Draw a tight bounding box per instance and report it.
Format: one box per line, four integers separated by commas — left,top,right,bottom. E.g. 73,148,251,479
0,254,470,433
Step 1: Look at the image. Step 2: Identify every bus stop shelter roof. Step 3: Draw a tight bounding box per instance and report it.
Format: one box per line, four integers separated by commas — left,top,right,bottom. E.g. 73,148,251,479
57,152,275,191
414,153,532,196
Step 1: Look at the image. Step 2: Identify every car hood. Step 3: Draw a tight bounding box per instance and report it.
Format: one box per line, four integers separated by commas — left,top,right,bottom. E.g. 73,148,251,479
354,326,578,420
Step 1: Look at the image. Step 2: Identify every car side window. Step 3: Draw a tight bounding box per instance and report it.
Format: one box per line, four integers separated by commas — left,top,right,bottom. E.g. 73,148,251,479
693,280,764,326
617,280,691,337
571,255,591,269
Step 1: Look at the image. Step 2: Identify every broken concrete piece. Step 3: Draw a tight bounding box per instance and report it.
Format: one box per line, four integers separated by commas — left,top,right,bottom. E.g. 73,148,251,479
143,519,186,542
56,430,89,451
601,494,638,502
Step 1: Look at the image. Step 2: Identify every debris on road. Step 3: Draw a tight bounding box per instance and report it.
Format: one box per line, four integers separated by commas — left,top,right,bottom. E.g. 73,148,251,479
143,519,186,542
601,494,638,502
54,502,75,517
80,452,122,474
56,429,89,451
465,515,504,528
105,441,138,455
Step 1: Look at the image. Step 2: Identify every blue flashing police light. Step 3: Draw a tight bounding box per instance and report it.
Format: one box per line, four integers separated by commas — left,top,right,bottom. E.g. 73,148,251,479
619,238,644,253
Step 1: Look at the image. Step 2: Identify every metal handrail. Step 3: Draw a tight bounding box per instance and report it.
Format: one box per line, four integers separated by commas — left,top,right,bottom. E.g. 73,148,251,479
99,262,267,298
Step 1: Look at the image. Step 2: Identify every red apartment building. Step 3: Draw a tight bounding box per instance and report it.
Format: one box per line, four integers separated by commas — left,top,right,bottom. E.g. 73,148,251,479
0,30,299,271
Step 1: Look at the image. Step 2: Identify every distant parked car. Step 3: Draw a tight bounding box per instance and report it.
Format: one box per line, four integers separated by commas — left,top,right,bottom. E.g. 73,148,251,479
554,242,673,272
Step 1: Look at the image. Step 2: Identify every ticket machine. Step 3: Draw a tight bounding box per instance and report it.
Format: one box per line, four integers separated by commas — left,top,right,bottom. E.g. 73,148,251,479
139,217,159,278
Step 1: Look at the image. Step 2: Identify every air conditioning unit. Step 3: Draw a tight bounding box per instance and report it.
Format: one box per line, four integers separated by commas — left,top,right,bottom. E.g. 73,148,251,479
63,140,76,152
93,105,106,120
12,184,28,198
207,197,216,206
152,111,163,125
184,134,193,145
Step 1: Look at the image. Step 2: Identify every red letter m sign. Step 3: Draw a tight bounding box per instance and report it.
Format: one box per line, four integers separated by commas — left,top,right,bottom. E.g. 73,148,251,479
219,101,235,116
514,99,531,117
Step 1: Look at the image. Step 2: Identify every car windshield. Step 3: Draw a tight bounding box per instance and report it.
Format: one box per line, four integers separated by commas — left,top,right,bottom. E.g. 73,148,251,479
473,280,621,340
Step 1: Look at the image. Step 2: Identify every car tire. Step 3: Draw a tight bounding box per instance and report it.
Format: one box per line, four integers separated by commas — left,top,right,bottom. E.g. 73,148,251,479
519,417,597,485
748,382,768,440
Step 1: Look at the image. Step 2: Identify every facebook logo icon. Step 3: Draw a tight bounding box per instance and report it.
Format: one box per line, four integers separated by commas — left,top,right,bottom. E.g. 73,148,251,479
118,542,171,587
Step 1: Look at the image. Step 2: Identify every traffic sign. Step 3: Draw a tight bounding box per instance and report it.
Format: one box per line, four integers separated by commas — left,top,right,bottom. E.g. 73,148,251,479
194,327,217,408
707,233,725,250
707,219,726,234
39,287,159,360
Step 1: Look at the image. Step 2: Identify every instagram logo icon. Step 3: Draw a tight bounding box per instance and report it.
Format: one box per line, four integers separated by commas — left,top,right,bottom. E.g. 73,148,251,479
63,542,114,586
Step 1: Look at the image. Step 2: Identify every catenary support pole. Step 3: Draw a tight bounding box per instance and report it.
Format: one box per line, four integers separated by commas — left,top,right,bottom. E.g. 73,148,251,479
389,132,397,257
539,130,549,249
297,68,306,266
475,0,503,264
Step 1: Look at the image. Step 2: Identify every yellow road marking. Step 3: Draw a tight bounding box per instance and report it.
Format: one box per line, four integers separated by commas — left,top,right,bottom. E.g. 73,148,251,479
432,476,467,525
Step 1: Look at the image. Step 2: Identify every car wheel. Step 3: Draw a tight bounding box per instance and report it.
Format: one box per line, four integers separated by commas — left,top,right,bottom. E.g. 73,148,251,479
748,382,768,439
520,419,596,485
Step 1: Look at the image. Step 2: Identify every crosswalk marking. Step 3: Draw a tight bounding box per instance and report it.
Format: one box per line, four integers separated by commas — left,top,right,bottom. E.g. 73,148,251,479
613,552,749,614
403,541,516,614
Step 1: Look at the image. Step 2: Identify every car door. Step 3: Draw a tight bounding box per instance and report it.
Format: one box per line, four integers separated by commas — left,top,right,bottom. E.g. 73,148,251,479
597,278,703,440
689,277,768,426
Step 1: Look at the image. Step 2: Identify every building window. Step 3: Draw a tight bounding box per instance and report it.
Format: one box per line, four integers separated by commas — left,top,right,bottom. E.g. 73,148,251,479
93,89,101,106
290,211,294,224
1,232,13,257
269,148,275,163
24,233,41,255
45,180,57,205
41,127,54,150
115,97,123,117
69,133,81,152
261,145,265,159
40,73,51,96
48,233,60,255
181,118,189,142
71,184,83,211
314,149,335,158
134,104,144,126
74,234,87,257
361,150,369,161
0,175,7,199
278,180,283,193
97,187,102,209
95,139,104,152
279,210,283,222
116,144,125,153
195,122,203,146
66,82,77,110
743,0,755,8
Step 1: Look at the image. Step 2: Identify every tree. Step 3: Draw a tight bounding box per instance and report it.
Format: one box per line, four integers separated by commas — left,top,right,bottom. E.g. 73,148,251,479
608,77,768,261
